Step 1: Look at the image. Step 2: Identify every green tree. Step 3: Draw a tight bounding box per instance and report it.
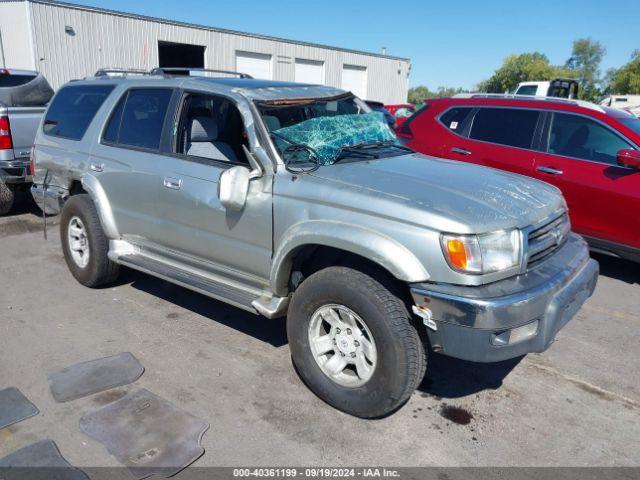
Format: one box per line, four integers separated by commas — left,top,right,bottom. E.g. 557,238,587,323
605,50,640,94
564,38,606,101
477,52,572,94
407,85,467,105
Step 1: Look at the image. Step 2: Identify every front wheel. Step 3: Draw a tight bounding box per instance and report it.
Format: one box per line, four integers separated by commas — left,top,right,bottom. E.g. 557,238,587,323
287,266,426,418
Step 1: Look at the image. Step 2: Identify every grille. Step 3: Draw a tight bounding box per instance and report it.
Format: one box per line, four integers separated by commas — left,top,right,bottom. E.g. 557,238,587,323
526,213,570,269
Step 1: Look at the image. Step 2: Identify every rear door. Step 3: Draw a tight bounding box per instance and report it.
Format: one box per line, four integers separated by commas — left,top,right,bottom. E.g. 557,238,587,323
447,106,541,177
89,87,177,245
532,111,640,248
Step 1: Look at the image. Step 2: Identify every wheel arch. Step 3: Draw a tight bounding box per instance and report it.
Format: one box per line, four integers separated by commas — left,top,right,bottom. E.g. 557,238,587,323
78,173,119,239
271,221,430,297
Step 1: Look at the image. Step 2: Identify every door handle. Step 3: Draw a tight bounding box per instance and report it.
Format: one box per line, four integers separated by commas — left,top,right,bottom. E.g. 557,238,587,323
90,163,104,172
451,147,471,155
163,177,182,190
537,166,563,175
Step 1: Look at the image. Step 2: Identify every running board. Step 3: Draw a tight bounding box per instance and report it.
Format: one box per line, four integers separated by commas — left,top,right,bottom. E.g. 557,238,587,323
116,253,262,314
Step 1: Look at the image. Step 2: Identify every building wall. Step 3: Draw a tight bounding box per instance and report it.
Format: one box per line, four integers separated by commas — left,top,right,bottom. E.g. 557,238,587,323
0,0,410,103
0,0,35,69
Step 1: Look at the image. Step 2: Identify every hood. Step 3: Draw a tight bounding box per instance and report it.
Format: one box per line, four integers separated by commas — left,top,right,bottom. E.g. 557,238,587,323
306,153,564,234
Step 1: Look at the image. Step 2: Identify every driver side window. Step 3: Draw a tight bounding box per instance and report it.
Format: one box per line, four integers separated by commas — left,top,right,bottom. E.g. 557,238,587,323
175,93,249,165
546,112,632,166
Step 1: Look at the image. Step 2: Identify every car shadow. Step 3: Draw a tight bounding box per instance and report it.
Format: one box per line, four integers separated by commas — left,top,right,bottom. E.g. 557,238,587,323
417,352,522,399
2,189,42,218
124,269,288,348
591,253,638,285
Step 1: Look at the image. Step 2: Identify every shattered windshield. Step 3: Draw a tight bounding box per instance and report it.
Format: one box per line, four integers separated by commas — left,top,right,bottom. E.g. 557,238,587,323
258,96,409,165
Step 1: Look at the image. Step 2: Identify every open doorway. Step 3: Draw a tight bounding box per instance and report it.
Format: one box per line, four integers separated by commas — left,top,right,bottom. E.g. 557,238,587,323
158,41,205,69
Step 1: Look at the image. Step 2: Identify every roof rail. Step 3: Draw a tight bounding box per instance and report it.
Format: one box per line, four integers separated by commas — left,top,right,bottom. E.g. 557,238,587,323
94,68,149,77
452,93,605,113
149,67,253,79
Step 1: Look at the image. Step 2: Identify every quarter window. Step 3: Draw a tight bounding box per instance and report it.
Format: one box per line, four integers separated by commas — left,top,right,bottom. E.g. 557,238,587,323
546,112,632,166
43,85,114,140
439,107,473,133
469,108,540,149
103,88,173,150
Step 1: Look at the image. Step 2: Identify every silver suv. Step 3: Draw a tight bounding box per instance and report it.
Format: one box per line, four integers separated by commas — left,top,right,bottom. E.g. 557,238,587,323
32,69,599,418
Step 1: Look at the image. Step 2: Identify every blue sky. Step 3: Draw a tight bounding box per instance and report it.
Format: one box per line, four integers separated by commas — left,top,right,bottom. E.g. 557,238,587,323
67,0,639,90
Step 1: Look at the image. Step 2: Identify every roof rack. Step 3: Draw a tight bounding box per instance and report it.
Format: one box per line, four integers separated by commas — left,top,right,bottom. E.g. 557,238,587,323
149,67,253,79
452,93,605,113
94,68,149,77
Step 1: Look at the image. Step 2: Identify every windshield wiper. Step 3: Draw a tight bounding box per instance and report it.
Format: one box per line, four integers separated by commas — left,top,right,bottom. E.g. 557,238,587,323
357,140,415,153
334,143,379,163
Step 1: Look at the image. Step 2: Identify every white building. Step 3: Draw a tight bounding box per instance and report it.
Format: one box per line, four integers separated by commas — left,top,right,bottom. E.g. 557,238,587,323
0,0,411,103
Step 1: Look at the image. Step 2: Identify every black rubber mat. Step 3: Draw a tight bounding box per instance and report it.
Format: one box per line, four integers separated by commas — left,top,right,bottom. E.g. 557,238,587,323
0,387,39,429
47,352,144,402
0,439,89,480
79,388,209,479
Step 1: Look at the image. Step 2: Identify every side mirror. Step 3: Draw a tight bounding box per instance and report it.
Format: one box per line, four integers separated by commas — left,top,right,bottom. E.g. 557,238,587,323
219,165,250,211
616,149,640,170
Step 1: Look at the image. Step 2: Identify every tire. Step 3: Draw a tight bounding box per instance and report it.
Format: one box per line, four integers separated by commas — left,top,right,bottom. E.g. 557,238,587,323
287,266,427,418
0,181,15,215
60,194,119,287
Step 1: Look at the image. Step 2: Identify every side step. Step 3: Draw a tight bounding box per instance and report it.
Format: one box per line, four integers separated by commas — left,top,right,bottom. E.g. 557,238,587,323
116,253,261,314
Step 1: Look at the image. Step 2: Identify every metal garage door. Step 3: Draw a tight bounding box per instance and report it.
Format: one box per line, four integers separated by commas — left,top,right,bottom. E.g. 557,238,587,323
236,51,272,80
295,59,324,85
342,64,368,99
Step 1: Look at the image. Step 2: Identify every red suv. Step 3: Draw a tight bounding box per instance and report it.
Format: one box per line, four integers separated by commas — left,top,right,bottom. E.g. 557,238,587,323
400,95,640,262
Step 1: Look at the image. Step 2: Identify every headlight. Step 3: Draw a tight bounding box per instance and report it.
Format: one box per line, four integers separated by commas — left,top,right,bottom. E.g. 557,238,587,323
441,230,521,274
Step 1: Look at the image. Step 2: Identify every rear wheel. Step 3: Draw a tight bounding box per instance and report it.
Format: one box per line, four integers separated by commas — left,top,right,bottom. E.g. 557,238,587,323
0,181,15,215
60,194,119,287
287,266,426,418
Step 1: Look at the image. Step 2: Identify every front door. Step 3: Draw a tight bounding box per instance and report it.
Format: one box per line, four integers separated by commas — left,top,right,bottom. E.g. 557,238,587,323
532,111,640,248
152,91,273,283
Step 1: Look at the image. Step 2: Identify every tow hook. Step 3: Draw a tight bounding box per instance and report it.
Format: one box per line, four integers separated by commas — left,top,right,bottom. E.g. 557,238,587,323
412,305,437,331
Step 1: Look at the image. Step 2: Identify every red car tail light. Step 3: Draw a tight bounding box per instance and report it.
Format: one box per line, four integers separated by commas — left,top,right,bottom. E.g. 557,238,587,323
0,115,13,150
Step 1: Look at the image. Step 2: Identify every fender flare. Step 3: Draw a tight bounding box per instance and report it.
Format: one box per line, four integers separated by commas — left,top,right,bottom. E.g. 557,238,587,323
271,220,430,296
80,173,119,239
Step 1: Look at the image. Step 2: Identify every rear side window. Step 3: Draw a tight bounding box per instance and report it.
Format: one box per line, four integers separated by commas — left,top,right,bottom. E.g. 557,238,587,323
103,89,173,150
0,74,36,87
439,107,473,133
469,108,540,149
43,85,114,140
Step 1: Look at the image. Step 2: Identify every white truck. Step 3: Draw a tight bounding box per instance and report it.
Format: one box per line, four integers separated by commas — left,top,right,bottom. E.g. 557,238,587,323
0,69,53,213
599,95,640,117
514,78,579,99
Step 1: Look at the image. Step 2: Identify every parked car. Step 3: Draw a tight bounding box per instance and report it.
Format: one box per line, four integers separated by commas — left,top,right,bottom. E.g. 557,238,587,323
399,94,640,262
364,100,395,129
0,68,53,213
514,78,579,98
32,69,598,418
385,103,416,130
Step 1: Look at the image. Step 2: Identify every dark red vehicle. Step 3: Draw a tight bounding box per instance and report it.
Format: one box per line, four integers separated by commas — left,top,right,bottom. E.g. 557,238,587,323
399,94,640,262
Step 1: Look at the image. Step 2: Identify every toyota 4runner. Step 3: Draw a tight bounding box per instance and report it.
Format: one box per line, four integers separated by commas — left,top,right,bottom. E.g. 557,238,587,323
31,69,599,418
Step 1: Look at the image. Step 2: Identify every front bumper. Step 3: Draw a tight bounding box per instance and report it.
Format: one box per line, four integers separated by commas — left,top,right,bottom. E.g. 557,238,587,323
0,159,31,184
410,234,598,362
